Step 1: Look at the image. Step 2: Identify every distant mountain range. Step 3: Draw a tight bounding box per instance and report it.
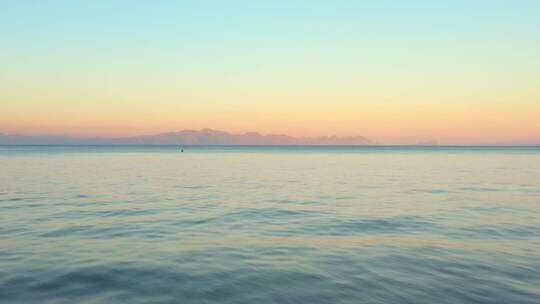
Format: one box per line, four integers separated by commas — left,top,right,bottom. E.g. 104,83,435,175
0,129,375,145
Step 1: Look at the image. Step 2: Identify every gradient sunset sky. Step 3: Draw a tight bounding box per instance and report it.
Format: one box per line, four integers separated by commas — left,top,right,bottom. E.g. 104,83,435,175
1,1,539,144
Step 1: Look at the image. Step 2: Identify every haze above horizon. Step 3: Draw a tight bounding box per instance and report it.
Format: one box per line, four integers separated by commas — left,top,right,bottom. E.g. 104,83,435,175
1,1,539,145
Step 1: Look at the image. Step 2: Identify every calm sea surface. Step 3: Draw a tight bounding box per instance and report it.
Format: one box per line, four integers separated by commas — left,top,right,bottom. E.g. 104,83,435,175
1,146,539,303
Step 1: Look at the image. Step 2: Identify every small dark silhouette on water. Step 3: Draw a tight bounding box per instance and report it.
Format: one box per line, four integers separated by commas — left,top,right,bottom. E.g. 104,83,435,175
181,148,184,152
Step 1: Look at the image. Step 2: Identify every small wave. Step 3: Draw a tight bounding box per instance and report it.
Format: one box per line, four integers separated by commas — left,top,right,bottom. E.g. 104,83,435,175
291,216,441,236
174,185,213,189
40,223,166,239
458,186,502,192
223,207,329,220
0,197,24,202
406,189,450,194
451,224,540,239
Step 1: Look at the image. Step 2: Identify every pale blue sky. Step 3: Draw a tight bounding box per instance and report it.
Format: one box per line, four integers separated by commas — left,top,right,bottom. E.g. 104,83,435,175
1,1,539,144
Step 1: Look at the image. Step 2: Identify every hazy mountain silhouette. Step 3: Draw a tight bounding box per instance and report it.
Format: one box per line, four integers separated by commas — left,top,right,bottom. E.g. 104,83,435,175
0,129,374,145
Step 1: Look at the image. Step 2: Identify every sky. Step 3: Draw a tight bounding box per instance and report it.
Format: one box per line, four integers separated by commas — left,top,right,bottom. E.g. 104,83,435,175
1,0,539,144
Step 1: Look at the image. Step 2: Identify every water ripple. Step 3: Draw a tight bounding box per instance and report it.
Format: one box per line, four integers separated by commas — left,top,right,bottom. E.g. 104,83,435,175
1,147,539,303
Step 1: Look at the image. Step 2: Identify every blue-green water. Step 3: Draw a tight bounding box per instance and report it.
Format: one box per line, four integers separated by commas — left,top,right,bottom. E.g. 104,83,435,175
1,146,539,303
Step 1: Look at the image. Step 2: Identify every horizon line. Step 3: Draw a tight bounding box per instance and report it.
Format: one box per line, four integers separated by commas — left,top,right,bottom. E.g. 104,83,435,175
1,128,539,146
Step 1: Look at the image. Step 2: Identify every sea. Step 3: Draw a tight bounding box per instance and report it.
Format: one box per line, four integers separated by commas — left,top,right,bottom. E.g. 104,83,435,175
1,146,539,303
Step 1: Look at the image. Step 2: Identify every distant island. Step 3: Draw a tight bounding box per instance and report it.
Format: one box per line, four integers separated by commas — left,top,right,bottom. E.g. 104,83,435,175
0,129,375,145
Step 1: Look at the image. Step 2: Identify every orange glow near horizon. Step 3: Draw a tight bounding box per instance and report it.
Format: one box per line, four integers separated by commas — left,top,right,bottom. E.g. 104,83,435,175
2,97,539,144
